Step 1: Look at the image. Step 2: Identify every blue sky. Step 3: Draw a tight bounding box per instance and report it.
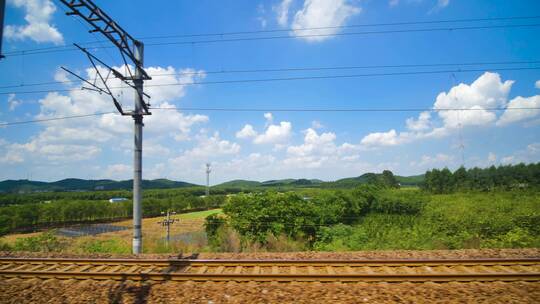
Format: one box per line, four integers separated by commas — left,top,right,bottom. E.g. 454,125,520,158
1,0,539,184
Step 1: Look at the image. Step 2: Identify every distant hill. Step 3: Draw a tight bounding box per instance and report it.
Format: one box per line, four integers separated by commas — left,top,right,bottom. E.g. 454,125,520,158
0,178,198,193
1,173,425,193
327,173,424,188
214,180,262,188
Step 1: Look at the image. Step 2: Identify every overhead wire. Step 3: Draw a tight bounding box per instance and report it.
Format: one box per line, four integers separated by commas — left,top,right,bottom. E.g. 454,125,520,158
1,107,539,127
2,17,540,57
1,60,540,90
2,65,540,95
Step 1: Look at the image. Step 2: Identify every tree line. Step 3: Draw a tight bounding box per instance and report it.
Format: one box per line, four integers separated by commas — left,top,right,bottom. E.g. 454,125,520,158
422,162,540,193
0,192,226,236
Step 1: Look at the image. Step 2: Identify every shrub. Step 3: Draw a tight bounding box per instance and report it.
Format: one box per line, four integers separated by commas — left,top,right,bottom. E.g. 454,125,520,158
13,231,66,252
78,239,130,254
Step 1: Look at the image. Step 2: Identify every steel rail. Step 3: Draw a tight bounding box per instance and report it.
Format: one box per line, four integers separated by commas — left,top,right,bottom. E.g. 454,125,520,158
1,257,539,265
1,257,539,283
1,270,538,282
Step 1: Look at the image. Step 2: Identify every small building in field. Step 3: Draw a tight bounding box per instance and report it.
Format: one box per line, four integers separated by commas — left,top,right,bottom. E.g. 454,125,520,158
109,197,128,203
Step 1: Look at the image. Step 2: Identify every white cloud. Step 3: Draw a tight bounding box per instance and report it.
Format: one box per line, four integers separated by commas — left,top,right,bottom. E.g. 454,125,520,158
275,0,293,27
488,152,497,163
536,80,540,89
291,0,361,42
285,128,359,168
264,112,273,124
389,0,400,7
434,72,513,128
7,94,22,111
500,142,540,165
361,129,409,147
311,120,323,129
5,0,63,44
0,149,24,164
54,68,70,83
406,111,431,131
429,0,450,13
360,72,517,149
497,95,540,126
254,121,292,144
102,164,131,180
411,153,454,168
236,124,257,139
4,64,209,165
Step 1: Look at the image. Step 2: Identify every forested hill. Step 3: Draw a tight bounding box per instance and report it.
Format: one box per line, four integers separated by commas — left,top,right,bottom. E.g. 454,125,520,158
0,178,198,193
214,174,424,189
1,173,425,193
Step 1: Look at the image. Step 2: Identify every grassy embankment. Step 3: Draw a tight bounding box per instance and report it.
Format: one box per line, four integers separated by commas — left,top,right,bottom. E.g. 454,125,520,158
0,209,222,254
315,191,540,251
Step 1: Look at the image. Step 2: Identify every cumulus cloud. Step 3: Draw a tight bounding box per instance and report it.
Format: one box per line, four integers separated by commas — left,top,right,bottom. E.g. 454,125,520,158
410,153,454,168
235,113,292,145
360,129,410,147
285,128,359,168
497,95,540,126
429,0,450,13
488,152,497,163
274,0,293,27
406,111,431,131
500,143,540,165
102,164,131,180
275,0,360,42
7,94,22,111
434,72,513,128
292,0,361,41
2,64,209,165
536,80,540,89
254,121,292,144
236,124,257,139
5,0,63,44
360,72,524,149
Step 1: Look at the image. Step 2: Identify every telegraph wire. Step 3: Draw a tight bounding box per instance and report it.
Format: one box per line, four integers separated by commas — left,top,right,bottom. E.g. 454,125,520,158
3,20,540,57
151,106,540,113
1,60,539,90
2,107,539,127
2,66,540,96
0,112,116,127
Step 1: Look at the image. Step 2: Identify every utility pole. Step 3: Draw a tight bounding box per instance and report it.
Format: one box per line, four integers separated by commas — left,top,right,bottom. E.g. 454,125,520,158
59,0,151,254
0,0,6,59
158,210,178,245
205,163,211,196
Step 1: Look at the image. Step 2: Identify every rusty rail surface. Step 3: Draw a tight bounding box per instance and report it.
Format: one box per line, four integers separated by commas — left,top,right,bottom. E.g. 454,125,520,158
1,257,539,282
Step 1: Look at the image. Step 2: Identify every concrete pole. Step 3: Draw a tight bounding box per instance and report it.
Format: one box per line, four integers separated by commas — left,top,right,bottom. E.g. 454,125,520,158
132,42,144,254
166,210,170,245
206,163,211,196
0,0,5,59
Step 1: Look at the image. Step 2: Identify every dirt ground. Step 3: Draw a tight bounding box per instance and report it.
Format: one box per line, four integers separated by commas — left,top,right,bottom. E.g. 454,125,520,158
1,249,539,303
1,247,539,260
0,279,538,303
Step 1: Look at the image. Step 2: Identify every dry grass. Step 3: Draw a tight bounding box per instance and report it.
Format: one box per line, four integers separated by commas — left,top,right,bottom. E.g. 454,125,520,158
0,209,222,254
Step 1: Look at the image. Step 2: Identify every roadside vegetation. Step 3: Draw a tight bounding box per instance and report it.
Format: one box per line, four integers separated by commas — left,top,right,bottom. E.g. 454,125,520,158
0,162,538,253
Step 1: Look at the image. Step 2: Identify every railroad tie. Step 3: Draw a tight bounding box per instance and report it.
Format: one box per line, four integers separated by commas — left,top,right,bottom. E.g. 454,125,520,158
197,266,208,274
0,264,14,271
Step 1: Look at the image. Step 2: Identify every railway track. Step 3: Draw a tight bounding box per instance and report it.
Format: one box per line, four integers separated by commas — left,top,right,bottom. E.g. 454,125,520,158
0,257,539,283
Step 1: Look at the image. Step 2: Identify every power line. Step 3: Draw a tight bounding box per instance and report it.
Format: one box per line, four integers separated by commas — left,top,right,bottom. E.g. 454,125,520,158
2,66,539,96
1,60,539,90
144,23,540,47
0,112,116,126
3,21,540,57
2,106,539,127
151,107,540,113
139,16,540,40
